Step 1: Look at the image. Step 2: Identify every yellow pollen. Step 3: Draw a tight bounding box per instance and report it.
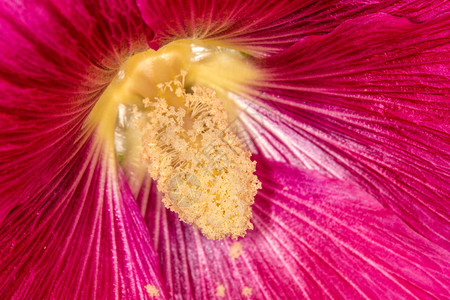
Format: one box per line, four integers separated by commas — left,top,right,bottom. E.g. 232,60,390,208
216,284,226,297
242,286,253,296
134,72,261,240
228,241,243,259
144,284,160,297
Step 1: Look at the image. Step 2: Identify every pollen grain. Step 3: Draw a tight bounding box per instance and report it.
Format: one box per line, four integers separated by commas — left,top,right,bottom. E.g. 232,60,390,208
216,284,226,297
228,241,243,259
242,286,253,296
144,284,160,297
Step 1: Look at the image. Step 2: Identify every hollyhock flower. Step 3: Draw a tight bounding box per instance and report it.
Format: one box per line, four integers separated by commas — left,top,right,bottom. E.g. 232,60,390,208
1,0,449,299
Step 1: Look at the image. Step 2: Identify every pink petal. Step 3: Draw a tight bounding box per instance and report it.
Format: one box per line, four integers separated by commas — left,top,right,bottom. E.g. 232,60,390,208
0,137,166,299
245,13,450,246
0,2,165,297
0,0,151,222
138,0,449,55
139,156,450,299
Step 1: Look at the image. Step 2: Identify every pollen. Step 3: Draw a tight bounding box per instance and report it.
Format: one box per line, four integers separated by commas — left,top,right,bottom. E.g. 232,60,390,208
228,241,243,259
144,284,160,297
134,72,261,240
216,284,226,297
242,286,253,296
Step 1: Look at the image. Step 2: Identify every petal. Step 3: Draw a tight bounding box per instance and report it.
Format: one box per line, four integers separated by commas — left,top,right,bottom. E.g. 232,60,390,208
0,0,151,222
246,13,450,246
139,157,450,299
138,0,449,55
0,2,162,296
386,1,450,22
0,136,166,299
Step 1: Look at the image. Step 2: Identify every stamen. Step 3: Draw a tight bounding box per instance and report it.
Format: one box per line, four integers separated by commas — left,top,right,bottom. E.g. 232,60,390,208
134,72,261,240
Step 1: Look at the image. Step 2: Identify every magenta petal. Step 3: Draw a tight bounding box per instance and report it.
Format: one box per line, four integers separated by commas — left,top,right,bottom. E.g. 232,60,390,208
249,13,450,246
138,0,449,54
0,0,151,222
0,138,166,299
0,2,161,296
139,157,450,299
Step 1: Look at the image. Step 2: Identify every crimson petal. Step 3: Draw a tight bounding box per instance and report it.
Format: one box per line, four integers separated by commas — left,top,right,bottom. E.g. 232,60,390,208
248,13,450,246
138,0,450,55
0,138,166,299
0,0,163,298
139,157,450,299
0,0,151,223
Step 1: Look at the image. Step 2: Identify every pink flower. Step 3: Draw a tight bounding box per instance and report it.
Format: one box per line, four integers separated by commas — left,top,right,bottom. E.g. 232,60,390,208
1,0,449,299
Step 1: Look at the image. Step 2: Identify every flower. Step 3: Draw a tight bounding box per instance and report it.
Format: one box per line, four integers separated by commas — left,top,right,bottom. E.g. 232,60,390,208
1,0,449,299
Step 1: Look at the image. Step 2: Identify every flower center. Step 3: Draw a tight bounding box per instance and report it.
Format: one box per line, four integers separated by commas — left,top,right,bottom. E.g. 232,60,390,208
135,72,260,239
88,40,262,239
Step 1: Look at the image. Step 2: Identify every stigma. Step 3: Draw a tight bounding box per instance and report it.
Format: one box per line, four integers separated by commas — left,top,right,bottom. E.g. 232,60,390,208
134,72,261,239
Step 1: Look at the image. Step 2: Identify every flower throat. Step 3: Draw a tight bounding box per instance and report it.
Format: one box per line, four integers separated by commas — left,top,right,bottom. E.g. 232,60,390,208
89,40,262,240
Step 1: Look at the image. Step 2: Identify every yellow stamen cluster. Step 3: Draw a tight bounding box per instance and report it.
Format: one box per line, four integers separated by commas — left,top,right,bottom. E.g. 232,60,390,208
134,73,261,240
